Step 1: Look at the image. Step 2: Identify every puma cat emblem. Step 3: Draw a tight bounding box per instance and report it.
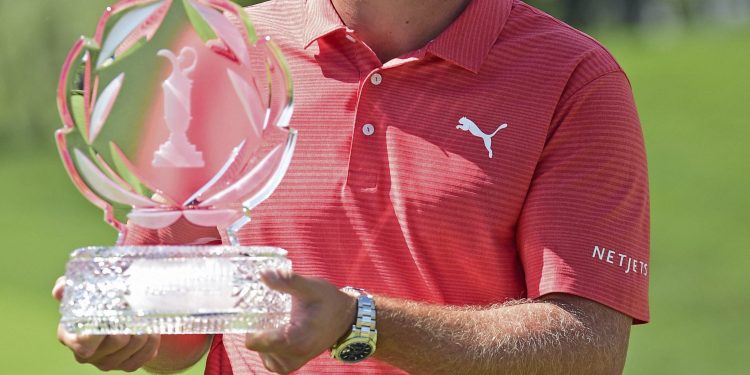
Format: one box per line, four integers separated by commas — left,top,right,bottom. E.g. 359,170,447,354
456,116,508,159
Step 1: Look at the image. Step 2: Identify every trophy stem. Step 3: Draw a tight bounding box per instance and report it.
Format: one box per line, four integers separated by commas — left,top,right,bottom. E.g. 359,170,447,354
227,215,251,246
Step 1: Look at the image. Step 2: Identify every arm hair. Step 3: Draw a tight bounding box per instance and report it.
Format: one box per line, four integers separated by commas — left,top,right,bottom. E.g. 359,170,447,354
374,293,631,375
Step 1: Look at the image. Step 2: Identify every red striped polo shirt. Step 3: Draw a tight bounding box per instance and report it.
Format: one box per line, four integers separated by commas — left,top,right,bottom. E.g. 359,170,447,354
142,0,651,373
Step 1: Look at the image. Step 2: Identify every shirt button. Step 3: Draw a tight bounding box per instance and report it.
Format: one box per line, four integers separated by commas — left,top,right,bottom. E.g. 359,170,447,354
362,123,375,136
370,73,383,86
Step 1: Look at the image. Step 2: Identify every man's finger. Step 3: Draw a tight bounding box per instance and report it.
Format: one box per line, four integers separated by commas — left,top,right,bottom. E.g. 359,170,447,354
260,353,291,375
57,324,106,360
94,335,153,371
119,335,161,373
84,335,133,361
93,335,149,371
267,352,308,375
260,270,324,303
52,276,66,301
245,327,288,352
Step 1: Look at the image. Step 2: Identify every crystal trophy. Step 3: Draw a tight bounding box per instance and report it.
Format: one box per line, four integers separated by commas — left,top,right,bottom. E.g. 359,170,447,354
55,0,296,335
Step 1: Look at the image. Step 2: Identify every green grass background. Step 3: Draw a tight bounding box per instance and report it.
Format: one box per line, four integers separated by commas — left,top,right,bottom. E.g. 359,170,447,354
0,1,749,374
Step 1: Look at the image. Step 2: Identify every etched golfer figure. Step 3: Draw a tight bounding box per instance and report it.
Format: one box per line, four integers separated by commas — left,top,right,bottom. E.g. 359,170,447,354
153,46,204,168
456,116,508,159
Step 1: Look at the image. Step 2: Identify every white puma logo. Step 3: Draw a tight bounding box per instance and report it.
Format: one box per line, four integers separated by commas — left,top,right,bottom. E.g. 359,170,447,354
456,116,508,159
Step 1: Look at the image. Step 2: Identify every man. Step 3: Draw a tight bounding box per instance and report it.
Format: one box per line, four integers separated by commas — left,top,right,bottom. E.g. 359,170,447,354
56,0,649,373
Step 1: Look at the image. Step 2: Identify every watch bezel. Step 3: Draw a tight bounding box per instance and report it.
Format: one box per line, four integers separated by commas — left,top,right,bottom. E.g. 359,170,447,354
331,335,376,363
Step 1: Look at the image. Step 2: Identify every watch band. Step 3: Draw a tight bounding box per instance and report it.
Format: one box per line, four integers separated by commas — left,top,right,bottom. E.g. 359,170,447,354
347,287,376,337
331,287,378,363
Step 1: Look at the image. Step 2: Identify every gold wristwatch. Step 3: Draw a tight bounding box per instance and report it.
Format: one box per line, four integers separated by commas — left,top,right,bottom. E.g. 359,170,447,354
331,287,377,363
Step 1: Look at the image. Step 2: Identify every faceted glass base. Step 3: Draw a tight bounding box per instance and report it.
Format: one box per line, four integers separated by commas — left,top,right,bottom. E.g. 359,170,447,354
60,246,291,335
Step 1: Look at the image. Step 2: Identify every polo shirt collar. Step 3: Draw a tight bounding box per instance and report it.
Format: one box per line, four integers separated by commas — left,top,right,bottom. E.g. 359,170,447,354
302,0,513,73
425,0,512,73
302,0,347,49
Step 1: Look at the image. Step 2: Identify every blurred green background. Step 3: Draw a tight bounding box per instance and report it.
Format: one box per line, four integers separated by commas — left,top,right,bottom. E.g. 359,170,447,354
0,0,748,374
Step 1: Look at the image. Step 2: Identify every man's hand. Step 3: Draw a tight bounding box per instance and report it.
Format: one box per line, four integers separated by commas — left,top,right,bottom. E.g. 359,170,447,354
245,270,357,374
53,277,161,372
53,276,211,373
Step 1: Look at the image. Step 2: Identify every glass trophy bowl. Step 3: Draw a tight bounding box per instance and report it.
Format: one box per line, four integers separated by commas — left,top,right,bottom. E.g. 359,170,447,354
55,0,296,334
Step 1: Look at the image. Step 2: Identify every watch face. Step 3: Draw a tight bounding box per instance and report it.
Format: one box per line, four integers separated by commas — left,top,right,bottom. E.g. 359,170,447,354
339,342,373,362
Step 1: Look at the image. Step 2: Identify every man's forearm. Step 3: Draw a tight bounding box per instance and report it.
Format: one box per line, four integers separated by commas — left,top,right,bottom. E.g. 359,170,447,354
373,294,631,375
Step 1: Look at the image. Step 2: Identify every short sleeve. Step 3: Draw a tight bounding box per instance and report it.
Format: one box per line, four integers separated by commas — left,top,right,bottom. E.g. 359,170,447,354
517,71,650,323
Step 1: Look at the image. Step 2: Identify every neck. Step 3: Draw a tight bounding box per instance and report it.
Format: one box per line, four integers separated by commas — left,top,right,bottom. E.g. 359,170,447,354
331,0,472,62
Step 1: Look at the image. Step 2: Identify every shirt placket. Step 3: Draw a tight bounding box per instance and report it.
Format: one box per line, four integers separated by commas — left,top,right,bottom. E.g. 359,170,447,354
344,30,388,192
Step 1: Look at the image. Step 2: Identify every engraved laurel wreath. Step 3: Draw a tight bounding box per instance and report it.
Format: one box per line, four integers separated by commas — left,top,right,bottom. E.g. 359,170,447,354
56,0,296,245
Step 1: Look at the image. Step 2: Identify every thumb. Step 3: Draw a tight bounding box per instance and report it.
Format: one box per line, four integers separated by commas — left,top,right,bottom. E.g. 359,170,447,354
260,270,324,304
52,276,66,301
